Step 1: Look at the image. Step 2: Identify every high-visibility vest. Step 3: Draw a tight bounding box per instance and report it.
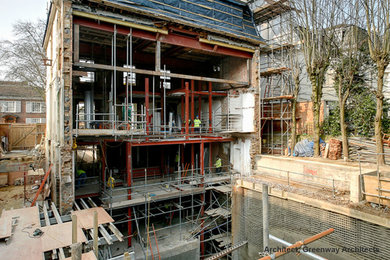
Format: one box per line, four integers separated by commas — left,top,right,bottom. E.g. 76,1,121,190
107,176,115,188
77,169,86,177
175,154,180,163
215,158,222,168
194,119,201,127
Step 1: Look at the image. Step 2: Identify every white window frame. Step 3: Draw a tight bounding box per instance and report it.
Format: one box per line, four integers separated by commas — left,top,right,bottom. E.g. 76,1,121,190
0,101,21,113
26,118,46,124
26,102,45,113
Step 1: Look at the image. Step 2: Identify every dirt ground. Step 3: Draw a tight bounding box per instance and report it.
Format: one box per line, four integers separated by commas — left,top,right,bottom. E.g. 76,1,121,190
0,184,38,211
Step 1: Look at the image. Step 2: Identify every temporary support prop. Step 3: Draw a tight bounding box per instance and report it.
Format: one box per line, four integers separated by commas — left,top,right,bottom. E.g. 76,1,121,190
258,228,335,260
31,164,53,207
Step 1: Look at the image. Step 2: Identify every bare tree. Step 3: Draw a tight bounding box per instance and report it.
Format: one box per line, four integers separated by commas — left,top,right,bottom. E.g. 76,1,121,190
0,19,46,98
362,0,390,165
287,42,304,154
333,28,369,160
290,0,339,156
331,3,370,161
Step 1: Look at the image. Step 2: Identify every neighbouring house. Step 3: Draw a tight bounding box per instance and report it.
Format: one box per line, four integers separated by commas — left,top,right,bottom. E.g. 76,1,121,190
0,81,46,124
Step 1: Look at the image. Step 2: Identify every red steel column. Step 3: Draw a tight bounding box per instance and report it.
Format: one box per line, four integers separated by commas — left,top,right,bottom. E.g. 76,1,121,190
191,80,195,133
145,78,150,136
181,79,185,134
185,82,189,139
200,142,204,176
208,82,212,133
126,142,132,246
181,96,184,134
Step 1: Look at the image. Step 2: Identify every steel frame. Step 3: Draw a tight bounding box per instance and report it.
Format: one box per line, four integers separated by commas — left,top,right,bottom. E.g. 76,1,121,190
71,10,243,257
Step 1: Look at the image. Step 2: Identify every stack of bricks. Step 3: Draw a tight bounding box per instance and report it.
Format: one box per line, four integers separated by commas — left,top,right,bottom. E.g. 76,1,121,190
328,139,342,160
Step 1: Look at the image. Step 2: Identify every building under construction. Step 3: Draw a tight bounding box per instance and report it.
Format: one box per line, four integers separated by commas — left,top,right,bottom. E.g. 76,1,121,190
43,0,261,258
1,0,388,260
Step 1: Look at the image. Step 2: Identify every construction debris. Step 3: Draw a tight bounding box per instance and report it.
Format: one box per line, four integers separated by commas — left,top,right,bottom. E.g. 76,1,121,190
349,137,390,163
328,139,342,160
0,203,123,260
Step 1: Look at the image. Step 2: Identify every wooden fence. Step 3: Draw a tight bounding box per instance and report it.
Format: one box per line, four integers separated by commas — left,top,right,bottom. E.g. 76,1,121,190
0,123,45,151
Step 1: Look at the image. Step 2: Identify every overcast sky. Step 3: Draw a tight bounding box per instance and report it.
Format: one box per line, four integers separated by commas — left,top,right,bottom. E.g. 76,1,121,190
0,0,48,41
0,0,48,79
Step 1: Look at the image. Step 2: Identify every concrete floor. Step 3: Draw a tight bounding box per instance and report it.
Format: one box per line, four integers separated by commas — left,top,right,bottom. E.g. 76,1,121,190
132,222,200,260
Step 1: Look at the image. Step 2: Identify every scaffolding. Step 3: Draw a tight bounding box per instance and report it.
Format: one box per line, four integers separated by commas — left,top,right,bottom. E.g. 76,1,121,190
98,165,234,258
68,5,256,258
253,0,294,155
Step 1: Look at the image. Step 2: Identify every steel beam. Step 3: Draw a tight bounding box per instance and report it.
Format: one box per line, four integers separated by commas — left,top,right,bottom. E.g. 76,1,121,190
74,62,248,86
129,138,233,147
78,42,205,71
73,17,253,59
167,88,227,97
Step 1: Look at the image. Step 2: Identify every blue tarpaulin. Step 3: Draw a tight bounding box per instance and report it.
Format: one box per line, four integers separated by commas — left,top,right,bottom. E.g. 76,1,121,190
293,139,325,157
92,0,262,43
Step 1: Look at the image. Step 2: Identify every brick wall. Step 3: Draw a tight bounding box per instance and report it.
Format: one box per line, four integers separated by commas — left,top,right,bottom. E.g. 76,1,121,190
295,100,325,135
0,99,46,123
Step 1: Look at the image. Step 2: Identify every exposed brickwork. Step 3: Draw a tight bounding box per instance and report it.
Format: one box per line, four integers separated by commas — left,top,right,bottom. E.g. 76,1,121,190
295,101,325,135
59,0,74,214
250,50,260,171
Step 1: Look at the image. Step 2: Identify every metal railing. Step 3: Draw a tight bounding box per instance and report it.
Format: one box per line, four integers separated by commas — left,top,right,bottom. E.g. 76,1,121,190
255,165,350,199
75,111,243,137
101,166,232,205
358,151,390,207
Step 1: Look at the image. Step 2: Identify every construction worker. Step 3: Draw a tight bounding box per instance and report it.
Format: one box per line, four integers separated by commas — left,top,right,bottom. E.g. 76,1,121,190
215,155,222,174
107,176,115,189
194,115,201,133
76,169,87,188
175,151,180,171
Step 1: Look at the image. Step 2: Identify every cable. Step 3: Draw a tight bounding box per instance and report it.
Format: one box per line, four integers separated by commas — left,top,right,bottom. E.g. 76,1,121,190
21,226,44,238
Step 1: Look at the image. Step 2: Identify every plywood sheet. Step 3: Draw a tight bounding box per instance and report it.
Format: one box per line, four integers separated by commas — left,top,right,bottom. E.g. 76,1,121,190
65,251,97,260
0,214,12,239
40,222,87,251
213,185,231,194
71,207,114,229
363,175,390,206
0,207,42,260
